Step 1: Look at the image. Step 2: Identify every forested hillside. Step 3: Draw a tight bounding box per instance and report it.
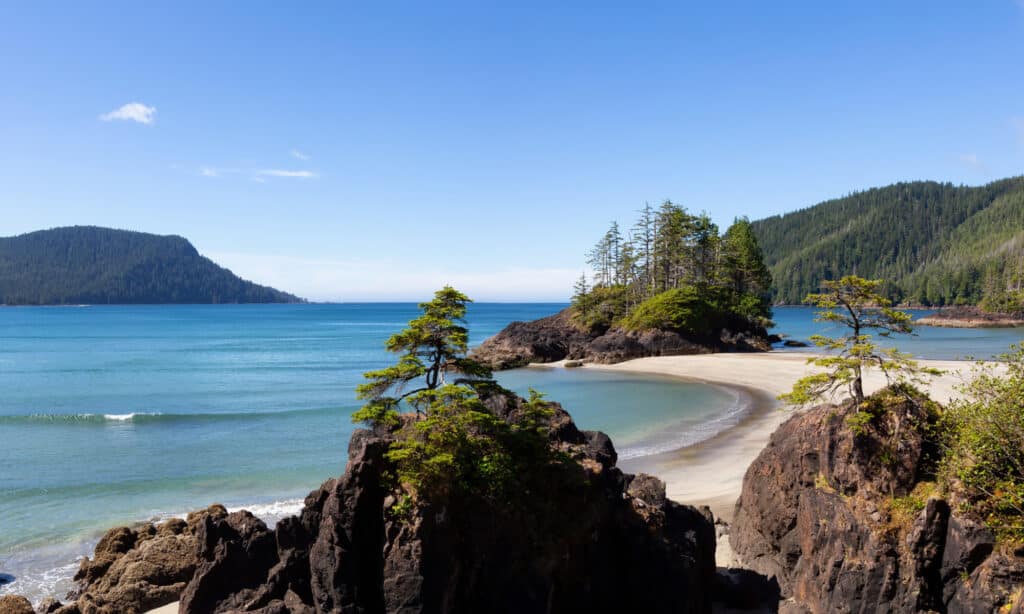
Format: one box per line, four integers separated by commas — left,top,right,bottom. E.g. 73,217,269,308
751,177,1024,308
0,226,302,305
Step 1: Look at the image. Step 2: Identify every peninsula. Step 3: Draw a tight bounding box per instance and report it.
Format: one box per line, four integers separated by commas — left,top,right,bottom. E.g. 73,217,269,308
0,226,302,305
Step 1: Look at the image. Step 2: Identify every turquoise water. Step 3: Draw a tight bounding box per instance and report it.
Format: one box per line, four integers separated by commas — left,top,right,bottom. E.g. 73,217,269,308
4,303,1022,603
771,306,1024,359
0,303,738,602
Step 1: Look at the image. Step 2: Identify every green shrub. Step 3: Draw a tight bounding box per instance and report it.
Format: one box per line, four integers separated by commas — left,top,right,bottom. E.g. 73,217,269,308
939,346,1024,542
571,284,630,333
386,387,566,509
622,285,736,334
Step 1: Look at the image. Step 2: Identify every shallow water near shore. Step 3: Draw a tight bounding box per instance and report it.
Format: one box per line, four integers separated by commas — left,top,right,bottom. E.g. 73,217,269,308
0,303,740,603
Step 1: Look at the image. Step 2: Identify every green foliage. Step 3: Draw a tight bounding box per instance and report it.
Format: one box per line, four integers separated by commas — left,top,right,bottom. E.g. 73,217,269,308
354,286,492,424
571,284,630,333
354,288,575,518
887,482,937,531
622,285,739,334
939,345,1024,542
750,176,1024,307
0,226,301,305
384,387,561,505
780,276,942,407
573,205,772,336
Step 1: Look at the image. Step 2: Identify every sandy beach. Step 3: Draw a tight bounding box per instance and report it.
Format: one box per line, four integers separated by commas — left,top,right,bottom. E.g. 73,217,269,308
540,353,982,523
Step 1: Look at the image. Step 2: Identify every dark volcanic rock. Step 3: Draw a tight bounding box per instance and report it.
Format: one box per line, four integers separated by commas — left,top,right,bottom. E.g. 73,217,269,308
471,307,770,368
176,390,717,614
731,395,1024,613
781,340,808,348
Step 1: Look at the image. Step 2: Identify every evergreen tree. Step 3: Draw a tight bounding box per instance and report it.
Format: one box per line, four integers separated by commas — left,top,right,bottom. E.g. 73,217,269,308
722,217,772,296
632,203,656,294
354,286,492,425
780,276,941,407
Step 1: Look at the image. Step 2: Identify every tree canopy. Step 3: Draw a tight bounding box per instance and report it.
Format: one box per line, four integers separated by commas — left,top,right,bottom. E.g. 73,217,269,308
572,202,773,335
0,226,300,304
750,176,1024,309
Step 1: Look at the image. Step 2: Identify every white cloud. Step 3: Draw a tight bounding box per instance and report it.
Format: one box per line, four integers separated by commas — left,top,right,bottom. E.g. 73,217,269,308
99,102,156,125
197,167,317,180
959,153,983,169
290,149,310,160
205,252,576,302
256,169,318,179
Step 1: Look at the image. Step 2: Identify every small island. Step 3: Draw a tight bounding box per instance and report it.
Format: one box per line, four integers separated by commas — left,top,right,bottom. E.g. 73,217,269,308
473,204,774,368
917,306,1024,328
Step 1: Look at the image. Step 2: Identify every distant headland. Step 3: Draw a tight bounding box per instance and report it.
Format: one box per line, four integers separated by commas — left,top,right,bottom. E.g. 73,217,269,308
0,226,303,305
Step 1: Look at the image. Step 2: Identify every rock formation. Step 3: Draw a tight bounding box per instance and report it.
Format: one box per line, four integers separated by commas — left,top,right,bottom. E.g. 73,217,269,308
471,308,769,369
176,390,717,613
730,393,1024,613
916,306,1024,328
27,505,227,614
0,595,35,614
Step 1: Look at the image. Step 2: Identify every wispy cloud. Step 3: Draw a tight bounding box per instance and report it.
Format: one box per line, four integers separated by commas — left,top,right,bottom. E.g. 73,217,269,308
256,169,318,179
99,102,156,125
197,167,318,180
959,153,984,170
290,149,310,160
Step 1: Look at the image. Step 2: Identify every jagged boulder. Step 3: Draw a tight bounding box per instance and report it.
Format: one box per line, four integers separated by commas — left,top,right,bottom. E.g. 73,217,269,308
470,307,769,369
0,595,34,614
57,504,228,614
731,395,1024,613
176,391,718,614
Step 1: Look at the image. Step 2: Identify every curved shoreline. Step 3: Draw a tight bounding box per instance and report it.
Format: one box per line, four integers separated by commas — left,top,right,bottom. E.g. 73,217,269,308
537,352,980,522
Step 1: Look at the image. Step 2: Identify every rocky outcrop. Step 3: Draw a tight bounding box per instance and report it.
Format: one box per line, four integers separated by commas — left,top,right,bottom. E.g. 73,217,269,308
0,595,35,614
731,394,1024,613
33,505,228,614
175,389,717,613
471,308,770,369
917,306,1024,328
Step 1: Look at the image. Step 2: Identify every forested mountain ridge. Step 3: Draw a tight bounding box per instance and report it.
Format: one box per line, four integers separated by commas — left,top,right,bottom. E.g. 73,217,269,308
0,226,303,305
751,176,1024,307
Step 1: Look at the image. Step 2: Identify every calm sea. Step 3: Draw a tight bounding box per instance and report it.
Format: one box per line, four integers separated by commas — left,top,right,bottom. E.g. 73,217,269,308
1,303,1022,602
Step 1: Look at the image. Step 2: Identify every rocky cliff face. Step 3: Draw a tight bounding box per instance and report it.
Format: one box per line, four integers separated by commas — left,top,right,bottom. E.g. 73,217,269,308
471,308,769,369
177,391,717,613
37,391,717,614
730,394,1024,613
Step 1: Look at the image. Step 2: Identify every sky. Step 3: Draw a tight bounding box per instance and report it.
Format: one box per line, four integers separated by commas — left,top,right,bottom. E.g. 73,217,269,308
2,1,1023,301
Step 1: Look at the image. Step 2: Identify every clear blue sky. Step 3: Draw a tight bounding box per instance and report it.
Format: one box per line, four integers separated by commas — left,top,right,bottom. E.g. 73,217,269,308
2,1,1023,300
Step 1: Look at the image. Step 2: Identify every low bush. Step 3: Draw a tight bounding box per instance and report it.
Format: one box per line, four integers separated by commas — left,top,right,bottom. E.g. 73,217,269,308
939,346,1024,542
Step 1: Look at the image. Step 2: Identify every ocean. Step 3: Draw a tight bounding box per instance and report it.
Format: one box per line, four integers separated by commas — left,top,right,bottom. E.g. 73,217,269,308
1,302,1022,603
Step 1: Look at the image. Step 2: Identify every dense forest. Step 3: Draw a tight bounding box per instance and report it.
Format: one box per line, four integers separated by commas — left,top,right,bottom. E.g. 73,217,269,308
751,177,1024,310
0,226,302,305
571,202,772,334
